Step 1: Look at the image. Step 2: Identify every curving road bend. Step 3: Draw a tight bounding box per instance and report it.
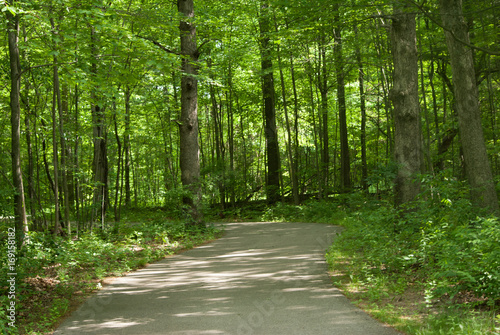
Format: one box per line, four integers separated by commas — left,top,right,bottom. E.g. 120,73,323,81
54,221,402,335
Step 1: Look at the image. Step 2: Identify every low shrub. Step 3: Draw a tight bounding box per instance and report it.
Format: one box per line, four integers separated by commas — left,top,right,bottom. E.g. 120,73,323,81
326,175,499,333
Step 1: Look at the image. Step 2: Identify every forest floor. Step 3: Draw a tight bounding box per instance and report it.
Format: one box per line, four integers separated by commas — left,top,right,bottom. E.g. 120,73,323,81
6,203,498,334
52,221,402,335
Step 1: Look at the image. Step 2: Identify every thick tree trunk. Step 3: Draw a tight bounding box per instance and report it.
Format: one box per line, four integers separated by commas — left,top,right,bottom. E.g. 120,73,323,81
178,0,203,224
6,3,28,245
259,0,280,204
439,0,499,214
390,4,423,207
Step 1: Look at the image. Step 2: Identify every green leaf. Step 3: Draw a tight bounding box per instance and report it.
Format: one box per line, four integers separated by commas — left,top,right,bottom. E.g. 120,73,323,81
2,5,17,15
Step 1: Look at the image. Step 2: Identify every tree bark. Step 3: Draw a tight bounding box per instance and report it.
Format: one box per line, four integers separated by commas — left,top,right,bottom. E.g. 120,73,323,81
439,0,499,214
227,66,236,207
50,16,70,236
6,2,28,245
178,0,203,224
390,4,423,207
318,39,329,197
259,0,280,204
355,25,368,192
274,22,299,205
418,18,431,172
289,52,301,200
20,25,37,229
50,35,61,236
209,77,225,209
90,26,109,227
334,9,351,192
113,100,122,223
74,83,81,236
124,86,132,207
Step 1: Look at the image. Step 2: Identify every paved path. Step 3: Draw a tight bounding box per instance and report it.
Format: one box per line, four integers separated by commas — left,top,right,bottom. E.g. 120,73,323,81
54,222,402,335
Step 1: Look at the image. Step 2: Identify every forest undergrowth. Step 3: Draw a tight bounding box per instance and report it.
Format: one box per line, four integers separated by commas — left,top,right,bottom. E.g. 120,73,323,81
0,209,223,335
261,178,500,334
2,176,500,335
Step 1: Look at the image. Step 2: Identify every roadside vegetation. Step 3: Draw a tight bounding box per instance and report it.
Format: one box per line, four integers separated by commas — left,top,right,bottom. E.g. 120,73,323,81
1,188,500,335
261,183,500,334
0,209,222,335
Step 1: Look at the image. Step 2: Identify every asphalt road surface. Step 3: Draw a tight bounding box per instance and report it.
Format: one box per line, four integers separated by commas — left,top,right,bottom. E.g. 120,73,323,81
54,221,402,335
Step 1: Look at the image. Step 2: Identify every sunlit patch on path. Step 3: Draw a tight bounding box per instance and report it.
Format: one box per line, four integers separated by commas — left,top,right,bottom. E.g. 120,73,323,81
54,221,402,335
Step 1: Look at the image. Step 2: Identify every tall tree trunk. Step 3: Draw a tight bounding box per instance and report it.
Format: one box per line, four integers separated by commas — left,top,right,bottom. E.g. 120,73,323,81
50,44,61,235
486,55,498,175
113,101,122,223
375,26,394,161
60,89,71,237
289,52,301,200
21,26,37,229
275,23,299,205
334,9,351,192
90,26,109,227
439,0,499,214
390,4,422,207
428,43,441,163
23,87,37,228
178,0,203,224
6,2,28,245
259,0,280,204
237,97,249,200
318,39,329,197
307,67,321,197
354,26,368,191
209,78,225,209
61,84,74,214
418,18,431,173
227,66,236,207
51,16,70,236
74,84,81,236
124,86,132,207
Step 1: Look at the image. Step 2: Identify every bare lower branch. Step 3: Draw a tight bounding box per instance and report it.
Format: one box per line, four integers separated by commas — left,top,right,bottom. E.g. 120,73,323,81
19,61,78,77
136,35,179,55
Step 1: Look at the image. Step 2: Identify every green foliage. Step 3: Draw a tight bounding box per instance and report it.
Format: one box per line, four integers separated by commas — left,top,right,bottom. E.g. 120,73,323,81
261,199,347,223
410,310,499,335
0,213,223,334
325,180,499,333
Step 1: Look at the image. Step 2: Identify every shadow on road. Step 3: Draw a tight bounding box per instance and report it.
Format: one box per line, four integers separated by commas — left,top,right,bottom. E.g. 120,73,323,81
54,222,401,335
